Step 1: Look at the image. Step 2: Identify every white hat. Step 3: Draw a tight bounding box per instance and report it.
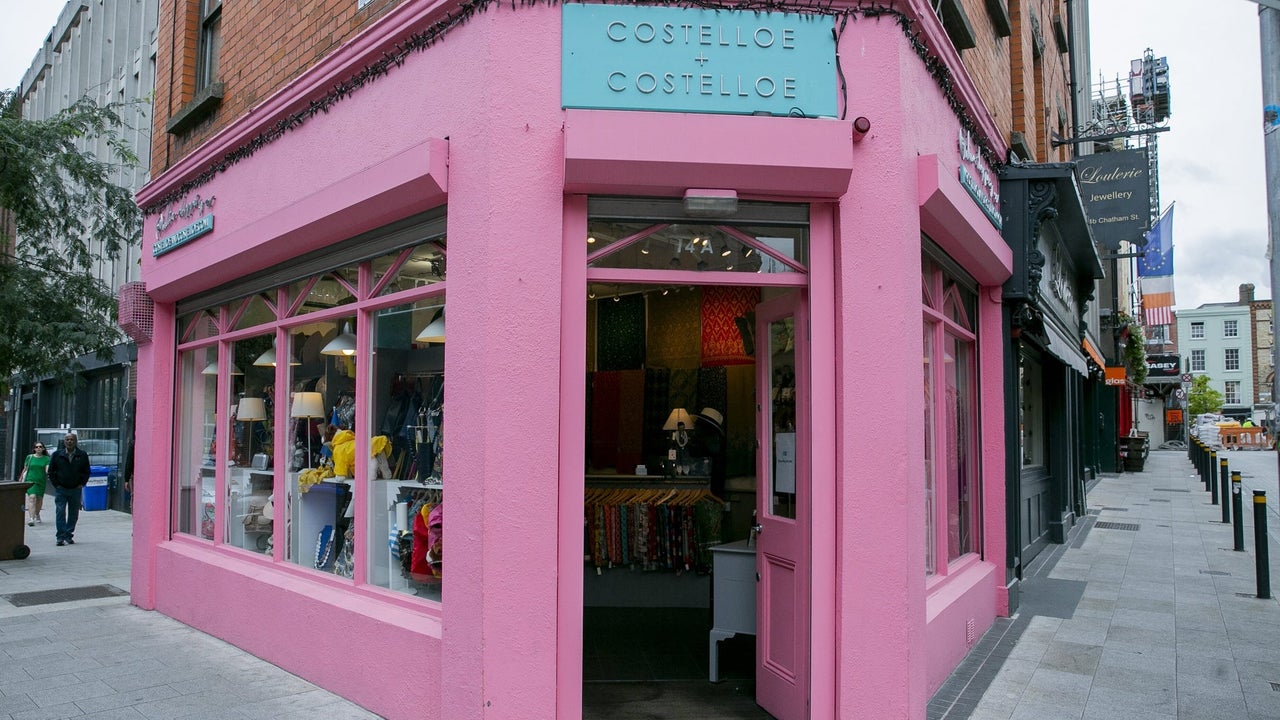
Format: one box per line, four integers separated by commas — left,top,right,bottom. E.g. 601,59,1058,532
695,407,724,433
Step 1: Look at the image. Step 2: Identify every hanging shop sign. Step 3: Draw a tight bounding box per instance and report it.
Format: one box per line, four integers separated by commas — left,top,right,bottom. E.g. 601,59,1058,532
1145,353,1182,382
959,129,1001,230
561,3,836,117
1074,148,1150,251
1105,366,1128,386
154,214,214,257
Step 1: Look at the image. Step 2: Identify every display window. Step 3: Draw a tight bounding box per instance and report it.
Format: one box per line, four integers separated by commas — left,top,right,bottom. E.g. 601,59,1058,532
171,209,447,604
175,344,219,539
921,244,981,577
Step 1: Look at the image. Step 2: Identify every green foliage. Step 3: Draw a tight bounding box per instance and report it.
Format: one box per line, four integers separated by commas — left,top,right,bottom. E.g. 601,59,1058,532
1188,375,1224,417
1120,313,1148,384
0,89,144,385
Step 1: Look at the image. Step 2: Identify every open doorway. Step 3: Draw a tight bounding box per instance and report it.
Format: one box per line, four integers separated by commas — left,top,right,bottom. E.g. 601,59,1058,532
576,199,815,720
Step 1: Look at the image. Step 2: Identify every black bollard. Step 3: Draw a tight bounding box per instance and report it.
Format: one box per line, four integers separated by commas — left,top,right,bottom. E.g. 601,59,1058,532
1233,471,1245,552
1221,458,1231,523
1207,449,1217,492
1212,457,1225,505
1255,491,1272,599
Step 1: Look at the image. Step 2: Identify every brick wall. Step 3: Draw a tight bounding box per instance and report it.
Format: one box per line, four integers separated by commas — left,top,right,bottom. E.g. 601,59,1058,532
151,0,403,176
1006,0,1072,163
957,0,1012,144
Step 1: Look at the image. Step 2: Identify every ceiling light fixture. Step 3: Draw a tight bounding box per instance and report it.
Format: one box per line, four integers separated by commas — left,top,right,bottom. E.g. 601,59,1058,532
321,322,357,356
415,310,445,343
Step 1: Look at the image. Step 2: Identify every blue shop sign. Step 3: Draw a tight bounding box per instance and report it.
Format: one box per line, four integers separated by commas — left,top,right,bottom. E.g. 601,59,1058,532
562,3,836,117
153,214,214,257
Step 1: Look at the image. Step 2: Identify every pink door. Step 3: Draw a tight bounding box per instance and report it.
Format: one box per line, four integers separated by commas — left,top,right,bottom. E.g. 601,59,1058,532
755,291,810,720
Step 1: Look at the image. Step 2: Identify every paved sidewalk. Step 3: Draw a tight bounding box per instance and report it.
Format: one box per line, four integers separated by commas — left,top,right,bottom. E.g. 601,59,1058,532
931,449,1280,720
0,505,380,720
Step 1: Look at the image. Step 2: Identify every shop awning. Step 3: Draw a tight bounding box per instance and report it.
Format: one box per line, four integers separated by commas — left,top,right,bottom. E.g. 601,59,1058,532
1045,321,1089,375
1082,337,1106,369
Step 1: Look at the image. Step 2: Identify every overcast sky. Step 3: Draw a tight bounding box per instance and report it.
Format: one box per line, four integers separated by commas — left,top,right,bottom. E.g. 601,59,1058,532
0,1,1273,312
1090,1,1272,311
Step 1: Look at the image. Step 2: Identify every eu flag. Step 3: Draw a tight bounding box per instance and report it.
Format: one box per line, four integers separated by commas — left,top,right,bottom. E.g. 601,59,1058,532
1138,204,1174,278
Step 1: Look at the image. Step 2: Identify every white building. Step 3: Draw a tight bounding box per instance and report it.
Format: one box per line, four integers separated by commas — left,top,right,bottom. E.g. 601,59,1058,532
1176,294,1255,420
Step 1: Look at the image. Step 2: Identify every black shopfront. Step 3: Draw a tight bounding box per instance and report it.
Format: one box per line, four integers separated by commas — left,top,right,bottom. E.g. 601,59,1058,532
999,164,1103,607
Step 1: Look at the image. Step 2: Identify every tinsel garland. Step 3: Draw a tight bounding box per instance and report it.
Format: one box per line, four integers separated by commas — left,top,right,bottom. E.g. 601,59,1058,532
143,0,1002,215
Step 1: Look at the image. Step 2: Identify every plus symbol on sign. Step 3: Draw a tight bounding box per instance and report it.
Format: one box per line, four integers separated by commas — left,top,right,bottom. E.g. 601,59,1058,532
693,52,709,66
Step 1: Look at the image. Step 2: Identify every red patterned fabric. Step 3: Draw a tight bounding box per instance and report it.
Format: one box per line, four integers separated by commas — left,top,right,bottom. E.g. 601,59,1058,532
701,286,760,366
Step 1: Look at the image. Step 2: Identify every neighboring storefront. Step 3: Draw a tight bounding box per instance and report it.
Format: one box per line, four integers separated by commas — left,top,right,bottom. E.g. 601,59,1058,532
131,3,1012,718
998,164,1102,602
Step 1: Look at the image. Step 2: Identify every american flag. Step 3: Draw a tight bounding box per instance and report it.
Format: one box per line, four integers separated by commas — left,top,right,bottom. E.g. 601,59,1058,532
1144,304,1172,327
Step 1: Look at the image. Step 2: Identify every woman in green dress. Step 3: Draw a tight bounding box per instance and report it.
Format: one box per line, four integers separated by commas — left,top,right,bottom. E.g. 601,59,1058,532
21,442,51,526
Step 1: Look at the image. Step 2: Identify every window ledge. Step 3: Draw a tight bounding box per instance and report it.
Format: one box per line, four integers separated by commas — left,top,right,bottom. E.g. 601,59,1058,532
166,82,224,136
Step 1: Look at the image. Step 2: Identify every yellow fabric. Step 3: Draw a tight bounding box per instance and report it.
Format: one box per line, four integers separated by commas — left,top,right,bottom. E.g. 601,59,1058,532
371,435,390,458
332,430,356,477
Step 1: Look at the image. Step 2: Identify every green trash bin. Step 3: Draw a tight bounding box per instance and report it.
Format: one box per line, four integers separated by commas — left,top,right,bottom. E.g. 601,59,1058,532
0,481,33,560
1121,434,1149,472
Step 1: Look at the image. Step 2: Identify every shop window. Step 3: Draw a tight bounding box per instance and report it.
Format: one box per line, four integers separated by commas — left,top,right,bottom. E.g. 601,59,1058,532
587,221,808,274
288,316,358,574
231,292,278,331
171,210,448,603
923,322,935,574
372,242,446,296
1224,319,1238,338
922,246,980,576
1019,354,1045,467
1225,381,1240,405
174,345,218,539
1190,321,1204,339
178,308,219,343
1226,348,1240,372
225,334,275,553
367,298,445,598
1190,349,1205,372
290,267,359,317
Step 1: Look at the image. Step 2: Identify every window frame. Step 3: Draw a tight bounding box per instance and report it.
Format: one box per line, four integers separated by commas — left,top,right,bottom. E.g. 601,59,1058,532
196,0,222,93
1224,319,1239,338
1225,348,1240,372
172,212,448,610
1225,380,1241,405
921,243,982,579
1190,321,1205,339
1190,348,1206,372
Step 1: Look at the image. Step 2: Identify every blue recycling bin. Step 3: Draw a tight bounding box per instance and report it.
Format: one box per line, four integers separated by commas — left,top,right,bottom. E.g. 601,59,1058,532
83,465,110,511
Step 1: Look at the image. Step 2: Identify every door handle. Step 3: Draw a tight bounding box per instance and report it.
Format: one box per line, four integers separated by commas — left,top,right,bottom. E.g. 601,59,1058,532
751,524,763,534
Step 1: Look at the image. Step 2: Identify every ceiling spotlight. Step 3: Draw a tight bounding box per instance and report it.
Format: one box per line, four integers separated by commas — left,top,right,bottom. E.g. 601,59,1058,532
726,264,734,270
721,245,732,257
588,290,596,299
587,235,596,244
662,288,669,296
743,247,755,258
613,295,621,302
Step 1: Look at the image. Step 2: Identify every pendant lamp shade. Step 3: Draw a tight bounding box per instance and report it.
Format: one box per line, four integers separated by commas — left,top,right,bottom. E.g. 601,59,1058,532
254,338,301,367
322,323,357,356
202,361,243,375
415,311,446,343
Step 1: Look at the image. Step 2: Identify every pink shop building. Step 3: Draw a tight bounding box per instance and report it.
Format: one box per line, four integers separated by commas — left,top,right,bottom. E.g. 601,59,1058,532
130,1,1014,718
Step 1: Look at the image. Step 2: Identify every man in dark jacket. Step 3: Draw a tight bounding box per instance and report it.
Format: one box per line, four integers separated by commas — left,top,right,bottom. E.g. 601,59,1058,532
48,432,91,546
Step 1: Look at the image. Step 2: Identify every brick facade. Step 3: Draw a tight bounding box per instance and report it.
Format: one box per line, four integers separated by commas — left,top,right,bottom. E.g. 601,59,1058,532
151,0,404,176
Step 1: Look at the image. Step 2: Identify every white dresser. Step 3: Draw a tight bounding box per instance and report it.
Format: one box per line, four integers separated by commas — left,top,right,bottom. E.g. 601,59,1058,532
709,538,756,681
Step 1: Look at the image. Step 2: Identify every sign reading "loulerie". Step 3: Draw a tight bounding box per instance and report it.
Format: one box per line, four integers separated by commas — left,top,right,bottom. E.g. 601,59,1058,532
562,4,836,117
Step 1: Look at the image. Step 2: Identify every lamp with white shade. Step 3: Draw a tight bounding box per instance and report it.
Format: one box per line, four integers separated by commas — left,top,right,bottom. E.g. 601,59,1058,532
202,361,243,375
290,391,325,469
662,408,693,476
236,397,268,465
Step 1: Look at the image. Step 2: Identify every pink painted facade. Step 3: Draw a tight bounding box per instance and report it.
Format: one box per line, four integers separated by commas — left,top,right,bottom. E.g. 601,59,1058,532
133,1,1013,718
